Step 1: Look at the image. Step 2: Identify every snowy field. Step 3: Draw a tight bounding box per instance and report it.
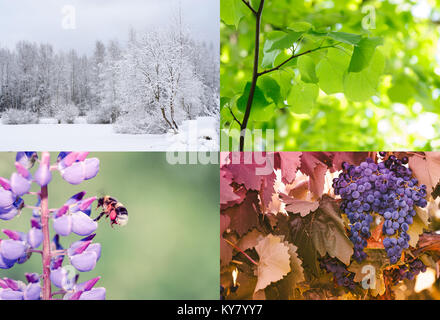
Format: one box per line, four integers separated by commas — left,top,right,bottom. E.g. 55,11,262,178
0,117,219,152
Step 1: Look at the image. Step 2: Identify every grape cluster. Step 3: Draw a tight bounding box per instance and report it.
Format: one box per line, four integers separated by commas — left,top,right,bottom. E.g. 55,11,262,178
386,259,427,283
333,154,428,264
319,257,356,290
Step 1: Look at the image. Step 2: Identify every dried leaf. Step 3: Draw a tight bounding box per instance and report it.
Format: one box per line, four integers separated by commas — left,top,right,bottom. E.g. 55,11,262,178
254,234,291,292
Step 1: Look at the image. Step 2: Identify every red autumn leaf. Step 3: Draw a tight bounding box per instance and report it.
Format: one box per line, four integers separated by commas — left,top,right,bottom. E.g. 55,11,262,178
274,152,302,184
408,152,440,193
223,190,260,237
224,152,276,207
280,193,319,217
220,168,241,207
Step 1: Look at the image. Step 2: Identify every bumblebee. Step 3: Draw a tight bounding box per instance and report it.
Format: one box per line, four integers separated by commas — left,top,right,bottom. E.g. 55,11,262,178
95,196,128,227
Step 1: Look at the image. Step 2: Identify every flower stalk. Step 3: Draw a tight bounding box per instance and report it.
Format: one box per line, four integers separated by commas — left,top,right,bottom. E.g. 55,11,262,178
40,183,51,300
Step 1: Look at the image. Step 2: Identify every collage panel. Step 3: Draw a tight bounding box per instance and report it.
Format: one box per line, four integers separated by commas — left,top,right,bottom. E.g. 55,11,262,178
0,0,219,152
220,0,440,151
0,151,219,300
220,152,440,300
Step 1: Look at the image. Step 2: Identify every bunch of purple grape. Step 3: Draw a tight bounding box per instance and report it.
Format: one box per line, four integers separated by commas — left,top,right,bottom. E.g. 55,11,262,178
319,257,356,290
333,153,427,264
387,259,427,282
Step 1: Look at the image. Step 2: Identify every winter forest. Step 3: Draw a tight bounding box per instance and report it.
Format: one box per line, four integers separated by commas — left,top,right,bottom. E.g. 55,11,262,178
0,21,219,135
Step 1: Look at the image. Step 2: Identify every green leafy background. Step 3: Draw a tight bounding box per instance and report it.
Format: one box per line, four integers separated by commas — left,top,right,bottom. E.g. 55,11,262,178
221,0,440,151
0,152,219,299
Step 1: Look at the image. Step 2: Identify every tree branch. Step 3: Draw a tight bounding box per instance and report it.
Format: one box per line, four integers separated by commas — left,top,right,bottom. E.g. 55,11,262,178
241,0,257,14
239,0,265,151
228,105,242,127
258,44,339,76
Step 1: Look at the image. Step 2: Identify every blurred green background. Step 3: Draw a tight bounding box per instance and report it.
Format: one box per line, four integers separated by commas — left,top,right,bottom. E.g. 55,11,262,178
0,152,219,300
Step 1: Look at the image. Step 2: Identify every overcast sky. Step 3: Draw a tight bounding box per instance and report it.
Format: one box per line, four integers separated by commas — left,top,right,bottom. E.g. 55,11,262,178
0,0,219,54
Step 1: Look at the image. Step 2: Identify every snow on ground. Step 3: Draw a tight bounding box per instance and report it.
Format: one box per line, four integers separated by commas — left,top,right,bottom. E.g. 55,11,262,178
0,117,219,151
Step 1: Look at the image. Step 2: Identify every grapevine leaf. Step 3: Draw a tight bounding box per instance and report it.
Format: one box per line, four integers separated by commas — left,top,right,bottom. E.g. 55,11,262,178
407,207,429,248
274,152,302,184
348,250,388,296
291,196,353,274
348,37,383,72
297,55,318,84
313,196,354,265
223,153,276,207
224,190,260,237
281,193,319,217
331,152,370,171
287,82,319,114
265,241,305,299
408,152,440,194
254,234,291,292
299,152,333,198
220,168,241,206
237,228,263,252
221,214,232,266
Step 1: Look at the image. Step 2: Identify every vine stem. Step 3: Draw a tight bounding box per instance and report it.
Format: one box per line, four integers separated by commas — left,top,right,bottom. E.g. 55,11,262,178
41,183,51,300
224,238,258,266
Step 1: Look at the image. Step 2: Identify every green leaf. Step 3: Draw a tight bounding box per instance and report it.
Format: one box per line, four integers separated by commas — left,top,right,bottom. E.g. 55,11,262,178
259,76,283,107
344,49,385,101
348,37,383,72
387,75,416,104
266,30,303,52
316,47,350,94
327,31,362,45
288,21,313,32
297,55,318,83
220,0,245,28
237,82,270,113
287,82,319,114
261,31,286,68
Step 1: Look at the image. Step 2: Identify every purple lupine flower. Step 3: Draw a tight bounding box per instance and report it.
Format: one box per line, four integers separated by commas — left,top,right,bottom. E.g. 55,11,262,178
0,197,23,221
0,276,41,300
0,188,15,211
0,239,26,261
16,152,38,169
34,152,52,187
0,152,114,300
10,162,32,196
52,193,97,236
68,238,100,272
27,227,43,249
62,277,105,300
58,152,100,185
